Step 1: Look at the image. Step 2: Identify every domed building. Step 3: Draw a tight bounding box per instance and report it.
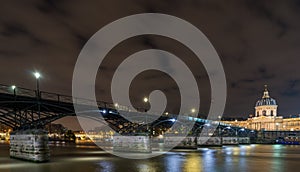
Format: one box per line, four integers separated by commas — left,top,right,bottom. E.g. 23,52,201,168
223,85,300,132
248,85,283,131
223,85,283,131
255,85,278,117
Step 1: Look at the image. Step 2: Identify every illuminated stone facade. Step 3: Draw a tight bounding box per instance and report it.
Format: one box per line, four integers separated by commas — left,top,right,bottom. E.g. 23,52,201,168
224,86,300,131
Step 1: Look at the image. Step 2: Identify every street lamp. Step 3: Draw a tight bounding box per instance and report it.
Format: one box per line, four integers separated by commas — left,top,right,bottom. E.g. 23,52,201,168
191,108,196,113
143,97,149,134
34,72,41,126
114,103,119,110
34,72,41,98
11,85,16,96
34,72,41,79
143,97,148,103
11,85,17,125
190,108,197,118
143,97,149,112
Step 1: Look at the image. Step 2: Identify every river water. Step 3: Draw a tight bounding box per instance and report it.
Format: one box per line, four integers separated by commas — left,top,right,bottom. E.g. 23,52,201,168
0,142,300,172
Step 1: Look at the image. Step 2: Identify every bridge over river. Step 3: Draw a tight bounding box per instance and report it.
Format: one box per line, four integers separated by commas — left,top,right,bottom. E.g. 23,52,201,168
0,84,255,161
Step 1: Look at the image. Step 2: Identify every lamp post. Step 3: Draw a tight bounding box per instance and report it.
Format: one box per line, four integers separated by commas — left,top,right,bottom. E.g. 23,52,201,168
11,85,16,95
12,85,17,127
143,97,149,135
143,97,148,113
34,72,41,126
34,72,41,98
191,108,196,114
190,108,197,120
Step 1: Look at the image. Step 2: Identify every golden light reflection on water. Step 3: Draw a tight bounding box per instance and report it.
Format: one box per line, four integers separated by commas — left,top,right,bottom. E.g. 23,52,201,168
183,153,202,172
222,145,254,156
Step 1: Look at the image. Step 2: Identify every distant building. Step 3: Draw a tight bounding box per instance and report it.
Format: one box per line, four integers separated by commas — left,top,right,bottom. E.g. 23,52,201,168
224,85,300,131
0,124,11,141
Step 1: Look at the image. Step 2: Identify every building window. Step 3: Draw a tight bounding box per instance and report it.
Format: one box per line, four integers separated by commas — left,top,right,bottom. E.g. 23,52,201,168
271,110,273,116
257,112,259,116
263,110,266,116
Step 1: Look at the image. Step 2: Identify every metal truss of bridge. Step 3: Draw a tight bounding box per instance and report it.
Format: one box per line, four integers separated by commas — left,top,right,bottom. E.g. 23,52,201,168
0,84,253,137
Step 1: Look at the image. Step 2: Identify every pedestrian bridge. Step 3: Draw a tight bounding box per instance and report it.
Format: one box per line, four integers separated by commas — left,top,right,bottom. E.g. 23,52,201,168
0,83,255,161
0,83,250,134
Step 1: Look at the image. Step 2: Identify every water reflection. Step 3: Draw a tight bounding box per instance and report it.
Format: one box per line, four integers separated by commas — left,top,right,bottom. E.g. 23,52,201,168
201,148,216,171
164,153,184,172
97,161,115,172
0,143,300,172
184,153,202,172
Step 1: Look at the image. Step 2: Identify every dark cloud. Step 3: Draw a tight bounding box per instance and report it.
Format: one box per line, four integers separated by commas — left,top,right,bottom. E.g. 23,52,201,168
1,22,28,36
0,0,300,125
35,0,69,16
245,0,289,35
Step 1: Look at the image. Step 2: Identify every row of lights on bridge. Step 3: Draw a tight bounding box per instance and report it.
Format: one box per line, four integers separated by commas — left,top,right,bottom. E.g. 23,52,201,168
142,96,198,115
11,72,41,93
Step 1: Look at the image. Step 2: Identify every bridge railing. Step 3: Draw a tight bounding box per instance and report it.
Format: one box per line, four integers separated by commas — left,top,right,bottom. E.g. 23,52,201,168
40,91,73,104
40,91,116,108
0,85,12,95
0,84,36,98
73,97,95,106
17,88,37,98
0,84,152,112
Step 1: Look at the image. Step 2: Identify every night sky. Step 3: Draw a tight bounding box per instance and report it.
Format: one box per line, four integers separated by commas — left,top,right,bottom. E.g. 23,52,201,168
1,0,300,129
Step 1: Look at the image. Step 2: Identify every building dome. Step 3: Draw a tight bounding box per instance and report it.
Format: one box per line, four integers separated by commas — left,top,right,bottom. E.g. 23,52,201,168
255,85,277,107
254,85,278,117
256,97,277,106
